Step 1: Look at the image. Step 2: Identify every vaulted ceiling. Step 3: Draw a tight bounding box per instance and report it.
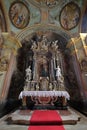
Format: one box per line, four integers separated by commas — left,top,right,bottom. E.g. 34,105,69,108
0,0,87,50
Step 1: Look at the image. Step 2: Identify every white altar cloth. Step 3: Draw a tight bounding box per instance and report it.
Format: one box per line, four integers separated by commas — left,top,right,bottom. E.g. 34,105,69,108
19,91,70,100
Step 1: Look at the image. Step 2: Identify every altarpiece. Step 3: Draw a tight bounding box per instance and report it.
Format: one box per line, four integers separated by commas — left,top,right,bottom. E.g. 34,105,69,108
19,35,70,109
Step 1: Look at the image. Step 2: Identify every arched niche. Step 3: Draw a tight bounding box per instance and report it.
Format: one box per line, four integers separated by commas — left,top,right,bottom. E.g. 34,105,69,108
14,30,72,92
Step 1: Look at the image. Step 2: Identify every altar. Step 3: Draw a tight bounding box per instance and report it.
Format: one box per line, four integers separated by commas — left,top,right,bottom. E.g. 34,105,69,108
19,91,70,109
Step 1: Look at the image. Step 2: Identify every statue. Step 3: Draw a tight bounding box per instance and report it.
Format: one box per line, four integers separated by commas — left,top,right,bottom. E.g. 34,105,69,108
25,66,32,81
49,83,53,90
39,35,48,51
36,83,39,90
31,40,37,51
55,65,65,90
55,65,62,79
52,40,58,51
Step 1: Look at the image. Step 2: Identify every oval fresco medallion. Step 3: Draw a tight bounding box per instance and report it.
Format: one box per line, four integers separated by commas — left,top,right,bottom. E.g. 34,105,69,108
60,2,80,30
9,1,30,29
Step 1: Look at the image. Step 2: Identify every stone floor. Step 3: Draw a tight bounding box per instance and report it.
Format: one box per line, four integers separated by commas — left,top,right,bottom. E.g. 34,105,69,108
0,107,87,130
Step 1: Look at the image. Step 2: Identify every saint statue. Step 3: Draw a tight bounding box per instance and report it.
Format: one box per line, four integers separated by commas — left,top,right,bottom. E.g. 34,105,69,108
55,65,65,90
56,65,62,78
55,65,64,82
25,66,32,81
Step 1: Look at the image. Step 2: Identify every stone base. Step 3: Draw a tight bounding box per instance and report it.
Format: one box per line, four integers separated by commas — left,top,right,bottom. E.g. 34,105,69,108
5,108,80,125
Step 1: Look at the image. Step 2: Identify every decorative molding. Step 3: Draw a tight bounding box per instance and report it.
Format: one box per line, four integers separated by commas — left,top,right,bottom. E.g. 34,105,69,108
2,33,22,53
15,23,71,42
28,0,66,9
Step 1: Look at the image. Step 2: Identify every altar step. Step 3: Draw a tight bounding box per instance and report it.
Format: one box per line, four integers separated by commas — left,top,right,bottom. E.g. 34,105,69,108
5,108,80,125
33,105,67,110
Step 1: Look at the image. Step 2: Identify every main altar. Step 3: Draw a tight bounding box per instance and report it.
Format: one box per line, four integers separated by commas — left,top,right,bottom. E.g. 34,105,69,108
19,35,70,109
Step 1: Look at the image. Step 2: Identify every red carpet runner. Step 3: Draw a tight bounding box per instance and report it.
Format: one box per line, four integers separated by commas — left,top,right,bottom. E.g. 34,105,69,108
28,125,65,130
28,110,65,130
30,110,63,125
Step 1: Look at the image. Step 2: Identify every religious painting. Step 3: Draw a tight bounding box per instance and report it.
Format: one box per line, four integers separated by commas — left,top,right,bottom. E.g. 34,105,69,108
9,1,30,29
80,59,87,72
59,2,80,30
81,6,87,33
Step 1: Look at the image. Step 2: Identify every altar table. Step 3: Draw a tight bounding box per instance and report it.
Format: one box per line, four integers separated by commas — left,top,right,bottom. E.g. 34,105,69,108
19,91,70,109
19,91,70,99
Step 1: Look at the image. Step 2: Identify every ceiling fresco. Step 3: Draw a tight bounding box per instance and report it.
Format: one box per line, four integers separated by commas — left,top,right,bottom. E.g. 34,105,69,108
9,1,30,29
0,0,84,36
59,2,80,30
29,0,64,8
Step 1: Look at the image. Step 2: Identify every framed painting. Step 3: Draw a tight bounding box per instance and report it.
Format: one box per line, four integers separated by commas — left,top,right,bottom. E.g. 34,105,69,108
9,1,30,29
59,2,80,30
80,59,87,72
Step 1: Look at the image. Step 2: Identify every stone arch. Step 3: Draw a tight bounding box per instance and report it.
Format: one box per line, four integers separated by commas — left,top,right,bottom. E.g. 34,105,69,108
15,24,71,43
